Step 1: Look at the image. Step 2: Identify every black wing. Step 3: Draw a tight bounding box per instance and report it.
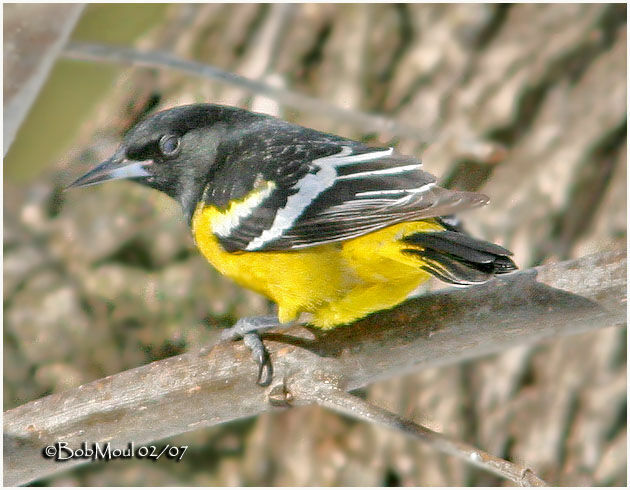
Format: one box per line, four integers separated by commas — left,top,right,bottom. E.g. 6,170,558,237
204,119,488,252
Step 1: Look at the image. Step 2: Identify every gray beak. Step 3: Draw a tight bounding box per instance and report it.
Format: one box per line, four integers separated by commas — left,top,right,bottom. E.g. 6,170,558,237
66,154,152,189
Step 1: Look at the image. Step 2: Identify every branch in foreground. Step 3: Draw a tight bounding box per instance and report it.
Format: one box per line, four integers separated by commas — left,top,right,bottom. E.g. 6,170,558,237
307,387,547,486
4,250,625,485
61,42,433,144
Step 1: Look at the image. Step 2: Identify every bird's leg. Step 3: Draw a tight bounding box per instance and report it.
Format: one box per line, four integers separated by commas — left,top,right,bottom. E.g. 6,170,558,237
219,315,280,341
220,315,282,386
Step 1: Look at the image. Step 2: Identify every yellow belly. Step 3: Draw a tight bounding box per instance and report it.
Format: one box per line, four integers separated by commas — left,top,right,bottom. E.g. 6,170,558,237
191,204,443,328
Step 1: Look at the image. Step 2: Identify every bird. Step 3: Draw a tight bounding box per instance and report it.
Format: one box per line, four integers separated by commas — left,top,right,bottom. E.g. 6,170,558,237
68,103,517,385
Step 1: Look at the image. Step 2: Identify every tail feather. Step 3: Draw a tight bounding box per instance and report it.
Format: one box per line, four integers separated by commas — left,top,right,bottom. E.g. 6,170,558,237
402,230,517,285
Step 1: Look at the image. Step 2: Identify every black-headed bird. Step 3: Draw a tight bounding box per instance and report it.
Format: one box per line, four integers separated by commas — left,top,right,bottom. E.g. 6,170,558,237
69,104,516,384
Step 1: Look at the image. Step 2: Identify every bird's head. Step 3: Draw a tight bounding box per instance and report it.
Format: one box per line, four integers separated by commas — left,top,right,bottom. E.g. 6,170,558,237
67,104,254,220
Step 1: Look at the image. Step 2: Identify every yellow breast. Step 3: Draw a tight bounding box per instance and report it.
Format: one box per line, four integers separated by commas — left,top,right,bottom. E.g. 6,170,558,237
191,201,358,323
191,200,442,328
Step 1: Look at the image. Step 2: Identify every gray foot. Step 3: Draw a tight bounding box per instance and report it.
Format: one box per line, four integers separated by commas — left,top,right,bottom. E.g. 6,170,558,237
220,316,279,341
221,316,280,386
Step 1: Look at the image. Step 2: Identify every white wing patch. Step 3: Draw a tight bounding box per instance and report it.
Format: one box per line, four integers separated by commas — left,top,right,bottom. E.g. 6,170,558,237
245,146,396,251
211,181,276,237
354,183,435,198
336,163,422,181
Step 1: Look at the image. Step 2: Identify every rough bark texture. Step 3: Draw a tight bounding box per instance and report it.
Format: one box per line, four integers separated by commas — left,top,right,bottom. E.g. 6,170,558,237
4,4,626,486
6,251,623,486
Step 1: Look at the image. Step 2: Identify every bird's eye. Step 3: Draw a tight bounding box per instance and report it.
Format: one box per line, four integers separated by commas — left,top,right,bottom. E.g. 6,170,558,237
158,134,181,157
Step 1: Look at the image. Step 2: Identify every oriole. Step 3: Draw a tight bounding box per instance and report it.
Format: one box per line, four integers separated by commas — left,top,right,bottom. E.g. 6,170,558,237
69,104,516,383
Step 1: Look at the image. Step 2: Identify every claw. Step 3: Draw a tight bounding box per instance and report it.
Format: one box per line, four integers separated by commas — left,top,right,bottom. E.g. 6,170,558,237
257,356,273,387
243,332,273,386
221,316,280,386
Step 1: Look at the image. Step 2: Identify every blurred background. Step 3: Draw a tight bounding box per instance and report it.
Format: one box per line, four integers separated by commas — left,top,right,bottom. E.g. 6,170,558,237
4,3,626,486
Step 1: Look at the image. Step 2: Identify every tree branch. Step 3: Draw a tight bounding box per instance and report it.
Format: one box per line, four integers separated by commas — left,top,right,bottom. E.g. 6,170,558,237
4,5,84,156
305,387,547,486
61,42,434,144
4,250,625,486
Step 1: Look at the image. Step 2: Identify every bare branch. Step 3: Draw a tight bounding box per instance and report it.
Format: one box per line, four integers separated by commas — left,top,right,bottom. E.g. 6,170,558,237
4,5,84,156
4,250,625,486
303,386,547,486
60,42,433,144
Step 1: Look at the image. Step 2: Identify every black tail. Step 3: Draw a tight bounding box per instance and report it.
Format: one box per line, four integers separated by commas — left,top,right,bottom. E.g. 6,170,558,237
402,230,517,285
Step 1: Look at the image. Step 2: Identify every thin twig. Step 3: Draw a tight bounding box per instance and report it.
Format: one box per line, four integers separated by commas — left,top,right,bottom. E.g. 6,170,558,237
302,385,547,486
4,250,625,485
61,42,433,144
